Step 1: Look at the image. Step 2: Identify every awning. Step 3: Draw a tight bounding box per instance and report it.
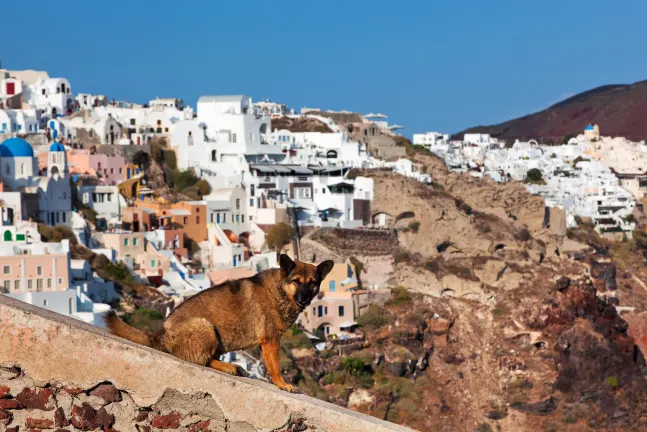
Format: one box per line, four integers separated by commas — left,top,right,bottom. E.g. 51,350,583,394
167,209,191,216
338,321,358,328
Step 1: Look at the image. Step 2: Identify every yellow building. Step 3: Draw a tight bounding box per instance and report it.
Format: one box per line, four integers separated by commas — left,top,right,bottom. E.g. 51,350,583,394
319,262,358,292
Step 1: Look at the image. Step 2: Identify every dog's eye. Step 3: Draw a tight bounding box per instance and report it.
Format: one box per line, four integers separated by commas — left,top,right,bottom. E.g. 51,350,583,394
292,279,301,284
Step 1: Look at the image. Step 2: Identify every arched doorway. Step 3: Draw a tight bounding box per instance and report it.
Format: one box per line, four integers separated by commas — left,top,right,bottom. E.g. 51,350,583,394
4,230,12,241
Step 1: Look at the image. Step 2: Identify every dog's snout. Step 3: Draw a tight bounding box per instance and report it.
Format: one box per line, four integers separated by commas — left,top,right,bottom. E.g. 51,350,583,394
296,283,313,306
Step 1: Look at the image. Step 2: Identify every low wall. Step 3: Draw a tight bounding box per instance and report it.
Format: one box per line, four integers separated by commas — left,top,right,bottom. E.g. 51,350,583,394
0,295,412,432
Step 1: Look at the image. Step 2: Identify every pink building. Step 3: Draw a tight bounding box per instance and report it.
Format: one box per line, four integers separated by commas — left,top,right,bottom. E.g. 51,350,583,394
0,240,71,294
39,149,126,185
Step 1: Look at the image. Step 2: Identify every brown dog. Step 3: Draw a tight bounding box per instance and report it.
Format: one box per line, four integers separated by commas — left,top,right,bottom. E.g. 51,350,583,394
104,254,334,392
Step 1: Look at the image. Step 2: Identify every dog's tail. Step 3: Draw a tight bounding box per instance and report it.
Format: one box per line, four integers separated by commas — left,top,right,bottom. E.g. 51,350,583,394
103,310,153,347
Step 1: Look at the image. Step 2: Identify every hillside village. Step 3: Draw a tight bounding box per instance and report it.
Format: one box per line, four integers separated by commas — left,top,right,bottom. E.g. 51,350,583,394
0,67,428,349
7,66,647,430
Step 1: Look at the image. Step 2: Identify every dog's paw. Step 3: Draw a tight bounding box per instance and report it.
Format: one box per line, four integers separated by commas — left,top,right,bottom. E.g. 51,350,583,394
276,382,297,393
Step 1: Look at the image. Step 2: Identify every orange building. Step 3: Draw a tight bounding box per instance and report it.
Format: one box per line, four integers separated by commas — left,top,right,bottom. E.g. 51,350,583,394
135,200,207,243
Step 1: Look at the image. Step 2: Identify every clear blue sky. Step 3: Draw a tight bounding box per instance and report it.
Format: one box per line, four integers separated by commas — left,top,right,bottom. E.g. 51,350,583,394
5,0,647,136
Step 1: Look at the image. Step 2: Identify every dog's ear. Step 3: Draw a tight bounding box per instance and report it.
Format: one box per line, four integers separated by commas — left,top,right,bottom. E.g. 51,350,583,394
316,260,335,281
279,254,296,276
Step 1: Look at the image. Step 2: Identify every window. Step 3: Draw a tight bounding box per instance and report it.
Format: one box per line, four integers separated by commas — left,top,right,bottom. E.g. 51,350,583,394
165,128,169,133
318,305,323,317
3,281,9,292
36,279,43,291
28,280,33,290
14,280,19,290
58,278,62,284
157,120,162,126
5,164,9,175
312,307,316,315
184,217,188,224
42,89,46,95
236,215,240,223
197,216,200,224
339,306,345,317
223,214,227,223
47,279,51,289
250,185,255,196
1,123,5,131
326,327,330,335
329,280,336,292
37,266,42,276
133,238,138,246
236,199,240,210
44,299,48,307
3,266,9,275
325,306,328,315
241,215,245,223
249,198,254,207
20,164,24,175
151,260,156,268
232,133,237,143
130,119,136,126
210,213,214,223
124,238,129,246
217,213,221,223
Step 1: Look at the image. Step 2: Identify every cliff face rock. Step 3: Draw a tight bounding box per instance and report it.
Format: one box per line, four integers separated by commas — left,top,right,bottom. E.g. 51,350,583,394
289,263,647,431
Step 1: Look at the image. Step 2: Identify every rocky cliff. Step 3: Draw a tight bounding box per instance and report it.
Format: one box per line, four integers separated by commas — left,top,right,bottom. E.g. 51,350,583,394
296,146,647,430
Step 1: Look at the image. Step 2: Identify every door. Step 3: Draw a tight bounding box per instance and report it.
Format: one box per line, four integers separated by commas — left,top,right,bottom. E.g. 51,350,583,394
6,82,15,95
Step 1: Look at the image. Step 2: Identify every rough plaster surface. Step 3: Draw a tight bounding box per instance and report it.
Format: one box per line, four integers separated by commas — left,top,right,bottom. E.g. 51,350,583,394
0,295,412,432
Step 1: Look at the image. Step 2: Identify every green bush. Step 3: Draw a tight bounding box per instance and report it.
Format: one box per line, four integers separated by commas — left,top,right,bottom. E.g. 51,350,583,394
266,222,295,251
172,170,199,191
196,179,211,196
525,168,543,184
408,221,420,233
388,286,412,306
131,151,151,170
281,330,312,351
163,150,177,170
357,305,389,330
606,375,619,389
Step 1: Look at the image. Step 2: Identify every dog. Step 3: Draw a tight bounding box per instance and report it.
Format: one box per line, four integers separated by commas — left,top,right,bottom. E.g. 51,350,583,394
104,254,334,392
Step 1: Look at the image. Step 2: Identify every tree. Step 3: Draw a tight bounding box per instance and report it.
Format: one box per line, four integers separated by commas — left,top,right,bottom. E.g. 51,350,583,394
349,256,364,289
562,134,575,144
132,151,151,170
265,222,295,252
525,168,543,184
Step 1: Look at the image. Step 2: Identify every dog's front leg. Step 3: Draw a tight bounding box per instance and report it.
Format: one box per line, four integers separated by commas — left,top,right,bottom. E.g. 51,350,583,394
260,340,296,393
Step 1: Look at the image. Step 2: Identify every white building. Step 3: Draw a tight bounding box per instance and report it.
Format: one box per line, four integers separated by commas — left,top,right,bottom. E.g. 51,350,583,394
171,95,285,173
0,138,73,226
60,112,122,145
413,131,450,147
23,77,74,118
204,186,249,235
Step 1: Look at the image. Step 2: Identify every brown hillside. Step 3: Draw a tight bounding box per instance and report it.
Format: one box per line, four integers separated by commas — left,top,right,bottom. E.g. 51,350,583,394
455,80,647,142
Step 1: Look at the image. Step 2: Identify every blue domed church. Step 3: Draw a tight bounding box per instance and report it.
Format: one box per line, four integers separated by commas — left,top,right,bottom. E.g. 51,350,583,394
0,137,72,225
